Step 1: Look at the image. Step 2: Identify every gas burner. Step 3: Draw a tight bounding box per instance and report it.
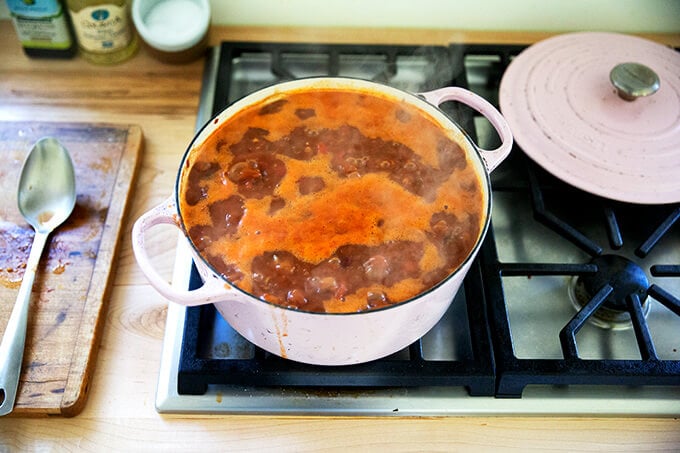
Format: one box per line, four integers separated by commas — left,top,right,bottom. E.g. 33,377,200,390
569,254,651,330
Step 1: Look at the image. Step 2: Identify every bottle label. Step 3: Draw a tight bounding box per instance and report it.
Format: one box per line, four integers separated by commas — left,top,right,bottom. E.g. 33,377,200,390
7,0,73,50
70,4,132,53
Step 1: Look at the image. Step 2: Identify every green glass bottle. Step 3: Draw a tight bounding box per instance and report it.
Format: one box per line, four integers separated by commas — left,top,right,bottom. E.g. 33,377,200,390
66,0,138,64
6,0,77,58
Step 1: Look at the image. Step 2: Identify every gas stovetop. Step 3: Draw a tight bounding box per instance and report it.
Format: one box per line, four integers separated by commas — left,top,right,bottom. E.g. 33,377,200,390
155,41,680,415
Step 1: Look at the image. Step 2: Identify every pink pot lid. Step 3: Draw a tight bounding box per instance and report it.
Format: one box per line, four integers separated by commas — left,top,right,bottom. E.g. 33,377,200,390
499,32,680,204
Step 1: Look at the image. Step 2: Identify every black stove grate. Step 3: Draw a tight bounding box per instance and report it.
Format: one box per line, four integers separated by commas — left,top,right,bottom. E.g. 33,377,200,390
212,42,465,115
484,156,680,397
177,42,498,397
456,44,680,397
177,41,680,399
177,259,496,396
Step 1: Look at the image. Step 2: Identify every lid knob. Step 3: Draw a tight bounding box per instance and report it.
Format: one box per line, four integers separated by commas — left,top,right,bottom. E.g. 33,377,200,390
609,62,660,101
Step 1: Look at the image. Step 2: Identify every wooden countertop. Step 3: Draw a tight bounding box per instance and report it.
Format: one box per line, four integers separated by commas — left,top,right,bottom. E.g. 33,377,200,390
1,21,679,451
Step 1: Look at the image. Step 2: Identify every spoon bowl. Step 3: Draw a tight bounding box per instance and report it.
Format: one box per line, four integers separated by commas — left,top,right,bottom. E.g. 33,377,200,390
0,137,76,416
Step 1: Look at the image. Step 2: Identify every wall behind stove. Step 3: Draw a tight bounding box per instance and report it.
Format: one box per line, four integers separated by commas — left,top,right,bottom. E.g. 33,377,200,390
205,0,680,32
0,1,678,33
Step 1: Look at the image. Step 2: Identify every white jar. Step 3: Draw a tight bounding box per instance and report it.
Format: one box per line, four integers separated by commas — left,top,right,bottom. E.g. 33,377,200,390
132,0,210,64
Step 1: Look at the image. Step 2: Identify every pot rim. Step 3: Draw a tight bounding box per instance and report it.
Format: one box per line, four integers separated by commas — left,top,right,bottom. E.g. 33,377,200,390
175,76,493,316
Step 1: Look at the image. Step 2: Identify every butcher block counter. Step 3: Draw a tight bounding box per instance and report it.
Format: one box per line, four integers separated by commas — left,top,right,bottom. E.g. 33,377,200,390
1,20,680,451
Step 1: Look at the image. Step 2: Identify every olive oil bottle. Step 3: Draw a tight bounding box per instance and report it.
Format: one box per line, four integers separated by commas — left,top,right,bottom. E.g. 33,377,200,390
6,0,77,58
65,0,137,64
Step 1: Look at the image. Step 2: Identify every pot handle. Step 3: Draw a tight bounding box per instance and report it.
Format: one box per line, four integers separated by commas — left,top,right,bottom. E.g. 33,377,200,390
419,87,513,172
131,196,227,307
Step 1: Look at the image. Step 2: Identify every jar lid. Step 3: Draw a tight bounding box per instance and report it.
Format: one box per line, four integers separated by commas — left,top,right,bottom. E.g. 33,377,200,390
499,32,680,204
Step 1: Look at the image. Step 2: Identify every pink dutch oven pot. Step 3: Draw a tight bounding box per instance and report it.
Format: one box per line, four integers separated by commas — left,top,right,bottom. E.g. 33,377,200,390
132,77,513,366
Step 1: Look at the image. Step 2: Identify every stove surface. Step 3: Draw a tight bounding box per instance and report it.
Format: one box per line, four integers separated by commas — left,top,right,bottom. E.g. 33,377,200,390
155,42,680,415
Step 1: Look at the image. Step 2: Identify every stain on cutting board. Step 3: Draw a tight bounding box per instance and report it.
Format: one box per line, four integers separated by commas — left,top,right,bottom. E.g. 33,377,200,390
0,122,142,416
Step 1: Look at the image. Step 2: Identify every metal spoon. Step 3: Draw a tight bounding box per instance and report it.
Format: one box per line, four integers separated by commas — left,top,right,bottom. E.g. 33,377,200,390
0,137,76,416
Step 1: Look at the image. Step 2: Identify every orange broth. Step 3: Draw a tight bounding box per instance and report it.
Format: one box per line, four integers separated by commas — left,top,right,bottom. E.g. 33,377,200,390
179,87,485,313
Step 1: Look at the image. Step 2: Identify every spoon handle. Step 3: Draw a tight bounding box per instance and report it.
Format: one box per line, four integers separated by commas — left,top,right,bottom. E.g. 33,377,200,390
0,230,49,416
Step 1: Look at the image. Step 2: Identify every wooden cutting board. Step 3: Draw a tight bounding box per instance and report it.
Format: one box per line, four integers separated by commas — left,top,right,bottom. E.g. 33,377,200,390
0,121,143,416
